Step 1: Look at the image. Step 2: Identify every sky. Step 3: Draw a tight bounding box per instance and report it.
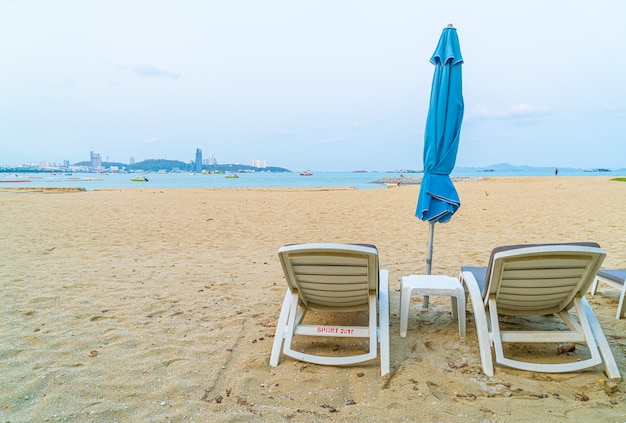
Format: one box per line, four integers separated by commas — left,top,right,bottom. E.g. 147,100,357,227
1,1,625,171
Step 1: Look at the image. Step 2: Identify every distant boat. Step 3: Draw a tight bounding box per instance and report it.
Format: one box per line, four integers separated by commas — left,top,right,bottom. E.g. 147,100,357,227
130,176,148,182
353,170,367,173
225,174,239,179
300,171,313,176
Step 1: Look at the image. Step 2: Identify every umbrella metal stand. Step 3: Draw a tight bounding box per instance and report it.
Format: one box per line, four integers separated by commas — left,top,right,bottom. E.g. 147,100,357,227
422,221,435,308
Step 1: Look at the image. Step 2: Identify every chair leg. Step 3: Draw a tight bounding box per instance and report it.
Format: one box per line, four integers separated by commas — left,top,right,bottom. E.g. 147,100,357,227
399,281,411,338
454,285,466,338
270,290,293,367
581,297,621,380
450,296,458,320
459,271,493,377
379,270,390,376
617,286,626,320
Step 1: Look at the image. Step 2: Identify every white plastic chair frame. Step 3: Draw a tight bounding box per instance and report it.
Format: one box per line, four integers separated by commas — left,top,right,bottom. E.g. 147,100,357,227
270,243,390,376
459,244,620,380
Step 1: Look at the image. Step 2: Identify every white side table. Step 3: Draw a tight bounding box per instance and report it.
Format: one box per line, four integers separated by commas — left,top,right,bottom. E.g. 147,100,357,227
400,275,465,338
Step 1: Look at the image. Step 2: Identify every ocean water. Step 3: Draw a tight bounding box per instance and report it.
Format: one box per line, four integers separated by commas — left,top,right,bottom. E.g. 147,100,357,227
0,168,620,191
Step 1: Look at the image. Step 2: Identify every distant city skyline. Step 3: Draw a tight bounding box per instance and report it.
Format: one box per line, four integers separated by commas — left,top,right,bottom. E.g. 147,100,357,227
4,149,624,173
1,147,274,171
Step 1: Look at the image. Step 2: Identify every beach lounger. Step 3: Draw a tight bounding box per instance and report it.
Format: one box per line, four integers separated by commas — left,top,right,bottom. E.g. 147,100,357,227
270,243,390,376
459,243,620,379
591,269,626,319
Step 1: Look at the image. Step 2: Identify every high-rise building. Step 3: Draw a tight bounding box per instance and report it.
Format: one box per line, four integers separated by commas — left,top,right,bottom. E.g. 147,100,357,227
202,154,217,166
252,159,267,168
90,151,102,169
195,149,203,172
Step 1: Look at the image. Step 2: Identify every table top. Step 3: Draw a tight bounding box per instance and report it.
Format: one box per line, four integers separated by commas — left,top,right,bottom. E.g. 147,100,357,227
402,274,461,289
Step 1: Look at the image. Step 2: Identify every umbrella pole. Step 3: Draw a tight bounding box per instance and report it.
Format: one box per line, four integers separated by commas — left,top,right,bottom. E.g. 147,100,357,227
422,221,435,308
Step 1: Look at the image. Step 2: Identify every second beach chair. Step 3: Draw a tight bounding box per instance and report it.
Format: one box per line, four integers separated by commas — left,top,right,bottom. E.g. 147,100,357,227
459,242,620,380
270,243,390,376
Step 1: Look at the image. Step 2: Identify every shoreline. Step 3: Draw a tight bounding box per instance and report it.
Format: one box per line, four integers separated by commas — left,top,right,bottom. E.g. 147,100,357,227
1,174,623,192
1,173,625,192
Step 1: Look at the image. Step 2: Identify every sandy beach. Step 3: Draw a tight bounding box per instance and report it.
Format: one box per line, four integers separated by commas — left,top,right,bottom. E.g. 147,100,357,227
1,176,625,422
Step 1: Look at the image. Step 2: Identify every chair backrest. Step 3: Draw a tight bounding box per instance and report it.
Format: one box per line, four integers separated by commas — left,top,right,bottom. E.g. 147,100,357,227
278,243,379,312
482,243,605,316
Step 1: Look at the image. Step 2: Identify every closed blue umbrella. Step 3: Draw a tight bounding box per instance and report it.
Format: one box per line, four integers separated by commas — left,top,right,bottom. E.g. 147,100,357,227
416,24,464,306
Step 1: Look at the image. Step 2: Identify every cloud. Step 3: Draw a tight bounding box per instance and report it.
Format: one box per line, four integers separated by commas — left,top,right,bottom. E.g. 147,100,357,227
133,65,180,80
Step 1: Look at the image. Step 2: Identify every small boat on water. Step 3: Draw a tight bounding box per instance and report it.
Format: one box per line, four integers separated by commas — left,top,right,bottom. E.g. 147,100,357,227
130,176,149,182
300,171,313,176
225,174,239,179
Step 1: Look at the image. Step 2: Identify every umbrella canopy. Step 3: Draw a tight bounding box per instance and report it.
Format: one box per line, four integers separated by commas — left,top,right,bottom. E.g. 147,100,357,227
416,25,464,224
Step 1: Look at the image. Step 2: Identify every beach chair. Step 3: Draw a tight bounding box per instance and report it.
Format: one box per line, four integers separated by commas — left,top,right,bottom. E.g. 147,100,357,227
270,243,390,376
591,269,626,319
459,243,620,379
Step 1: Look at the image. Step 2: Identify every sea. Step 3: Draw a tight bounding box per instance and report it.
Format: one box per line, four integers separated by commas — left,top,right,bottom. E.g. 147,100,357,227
0,168,622,191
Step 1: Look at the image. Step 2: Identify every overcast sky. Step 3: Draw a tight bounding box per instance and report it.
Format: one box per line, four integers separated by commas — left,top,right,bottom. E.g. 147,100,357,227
1,1,624,171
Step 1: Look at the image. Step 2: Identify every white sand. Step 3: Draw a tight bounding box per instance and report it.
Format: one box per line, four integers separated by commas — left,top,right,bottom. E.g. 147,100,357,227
1,177,625,422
